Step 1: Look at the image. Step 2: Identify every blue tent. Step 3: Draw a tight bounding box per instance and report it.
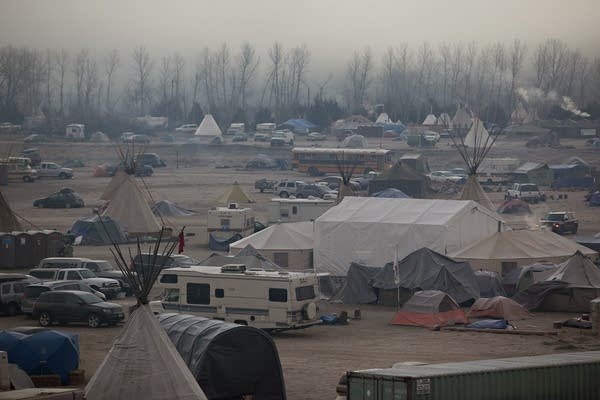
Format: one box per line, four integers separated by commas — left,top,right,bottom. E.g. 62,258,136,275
0,330,79,384
70,214,128,245
378,122,406,134
372,188,410,198
279,119,318,133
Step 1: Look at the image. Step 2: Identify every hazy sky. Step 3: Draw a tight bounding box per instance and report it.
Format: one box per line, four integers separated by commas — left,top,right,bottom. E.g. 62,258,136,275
1,0,599,63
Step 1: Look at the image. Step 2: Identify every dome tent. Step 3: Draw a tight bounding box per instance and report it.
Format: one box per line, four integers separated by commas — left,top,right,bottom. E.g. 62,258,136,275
390,290,469,328
158,313,286,400
215,182,254,205
70,215,128,245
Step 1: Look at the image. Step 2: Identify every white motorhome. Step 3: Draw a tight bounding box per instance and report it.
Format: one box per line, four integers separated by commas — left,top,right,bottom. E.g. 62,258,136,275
65,124,85,141
226,122,245,135
207,203,255,241
267,198,334,224
478,157,520,184
150,264,323,330
256,122,276,133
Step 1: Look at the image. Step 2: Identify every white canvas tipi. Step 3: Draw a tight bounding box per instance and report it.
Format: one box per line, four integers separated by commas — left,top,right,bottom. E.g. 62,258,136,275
437,112,451,127
451,106,472,131
375,112,392,124
463,118,490,148
459,175,495,211
194,114,222,137
422,114,437,125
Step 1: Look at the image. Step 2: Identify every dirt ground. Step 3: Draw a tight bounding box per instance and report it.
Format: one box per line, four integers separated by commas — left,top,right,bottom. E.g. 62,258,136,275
1,133,600,399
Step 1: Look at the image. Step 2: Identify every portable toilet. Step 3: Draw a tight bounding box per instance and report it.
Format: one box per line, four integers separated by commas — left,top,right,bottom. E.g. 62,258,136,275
0,233,15,268
0,165,7,186
43,230,62,257
66,124,85,141
28,231,47,266
13,232,31,268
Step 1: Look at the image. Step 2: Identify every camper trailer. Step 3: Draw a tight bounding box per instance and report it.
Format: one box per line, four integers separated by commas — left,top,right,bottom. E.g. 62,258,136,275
150,264,322,330
256,123,276,134
267,198,334,224
478,157,520,184
207,203,255,241
226,123,245,135
65,124,85,141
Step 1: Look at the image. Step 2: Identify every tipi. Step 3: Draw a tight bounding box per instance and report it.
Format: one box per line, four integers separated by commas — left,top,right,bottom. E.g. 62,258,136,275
451,105,472,131
375,112,392,124
453,118,498,212
215,182,254,205
0,190,21,231
195,114,222,137
437,112,451,127
85,230,208,400
422,113,437,126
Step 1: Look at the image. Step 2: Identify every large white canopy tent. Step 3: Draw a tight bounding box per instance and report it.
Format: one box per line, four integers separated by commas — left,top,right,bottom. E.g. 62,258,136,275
314,197,503,276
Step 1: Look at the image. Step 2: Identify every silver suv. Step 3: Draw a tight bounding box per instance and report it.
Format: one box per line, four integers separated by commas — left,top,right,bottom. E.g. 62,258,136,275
0,274,39,315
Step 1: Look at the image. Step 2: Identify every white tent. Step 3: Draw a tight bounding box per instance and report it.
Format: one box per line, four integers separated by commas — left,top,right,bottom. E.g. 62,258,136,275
314,197,503,276
375,113,391,124
451,106,472,130
194,114,222,137
459,175,495,211
463,118,490,148
100,170,129,201
422,114,437,125
102,174,161,236
437,112,452,127
450,230,598,274
229,221,314,270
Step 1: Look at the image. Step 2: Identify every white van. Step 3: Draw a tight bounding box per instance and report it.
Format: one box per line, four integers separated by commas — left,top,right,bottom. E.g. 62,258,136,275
150,264,323,331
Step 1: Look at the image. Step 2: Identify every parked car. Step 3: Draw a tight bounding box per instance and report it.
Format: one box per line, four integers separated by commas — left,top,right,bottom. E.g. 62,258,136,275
254,133,269,142
427,170,465,183
33,290,124,328
270,131,294,147
22,280,106,315
28,268,121,298
175,124,198,133
540,211,578,234
275,180,306,198
122,133,151,144
315,176,360,191
255,178,277,192
33,188,84,208
22,148,41,166
295,184,335,199
505,183,545,203
135,153,166,168
24,134,47,143
38,162,74,179
0,274,39,316
307,132,327,141
1,159,38,182
38,257,131,296
449,168,469,178
232,133,248,142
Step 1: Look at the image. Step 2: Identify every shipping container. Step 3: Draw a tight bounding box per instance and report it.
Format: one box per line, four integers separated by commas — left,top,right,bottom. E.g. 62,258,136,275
347,351,600,400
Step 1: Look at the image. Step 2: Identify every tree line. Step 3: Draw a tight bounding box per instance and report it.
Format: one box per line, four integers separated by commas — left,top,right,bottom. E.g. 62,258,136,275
1,38,599,135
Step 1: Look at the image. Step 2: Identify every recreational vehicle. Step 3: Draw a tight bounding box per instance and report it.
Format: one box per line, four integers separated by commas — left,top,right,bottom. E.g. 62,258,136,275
267,198,334,224
256,122,276,134
65,124,85,141
478,157,520,184
150,264,323,330
226,122,245,135
207,203,255,241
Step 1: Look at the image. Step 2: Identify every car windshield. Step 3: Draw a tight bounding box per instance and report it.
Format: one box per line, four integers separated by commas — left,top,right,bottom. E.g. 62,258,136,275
95,261,113,271
544,213,565,221
24,286,48,298
79,292,103,304
521,184,538,191
79,270,95,278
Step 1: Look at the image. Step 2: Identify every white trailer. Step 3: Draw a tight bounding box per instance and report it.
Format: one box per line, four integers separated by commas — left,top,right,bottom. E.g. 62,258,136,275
267,198,334,224
150,264,323,330
207,204,255,241
65,124,85,141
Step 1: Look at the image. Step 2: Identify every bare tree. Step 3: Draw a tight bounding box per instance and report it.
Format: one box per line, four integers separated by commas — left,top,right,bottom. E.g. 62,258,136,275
132,45,153,115
346,47,373,112
508,39,527,113
72,49,89,113
55,49,69,118
237,42,259,110
104,49,119,113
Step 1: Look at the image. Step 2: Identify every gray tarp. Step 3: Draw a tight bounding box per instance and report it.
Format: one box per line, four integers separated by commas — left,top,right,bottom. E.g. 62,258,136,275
158,313,286,400
340,248,480,306
152,200,195,217
474,271,506,298
512,280,569,310
199,245,285,271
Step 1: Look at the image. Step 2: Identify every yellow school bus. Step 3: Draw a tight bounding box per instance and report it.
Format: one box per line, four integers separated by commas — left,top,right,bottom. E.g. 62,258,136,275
291,147,393,176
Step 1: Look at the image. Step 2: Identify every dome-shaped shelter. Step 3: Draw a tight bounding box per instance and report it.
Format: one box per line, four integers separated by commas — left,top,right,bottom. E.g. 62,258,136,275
158,313,286,400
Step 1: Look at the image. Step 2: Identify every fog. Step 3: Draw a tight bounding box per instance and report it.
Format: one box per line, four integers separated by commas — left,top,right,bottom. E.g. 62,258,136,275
1,0,599,64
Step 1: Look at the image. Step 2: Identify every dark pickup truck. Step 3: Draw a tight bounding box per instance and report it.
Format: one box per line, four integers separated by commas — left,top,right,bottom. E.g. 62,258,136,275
540,211,578,234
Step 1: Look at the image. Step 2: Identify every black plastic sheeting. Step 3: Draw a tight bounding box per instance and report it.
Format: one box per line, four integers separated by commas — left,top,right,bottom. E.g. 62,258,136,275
158,313,286,400
208,232,242,251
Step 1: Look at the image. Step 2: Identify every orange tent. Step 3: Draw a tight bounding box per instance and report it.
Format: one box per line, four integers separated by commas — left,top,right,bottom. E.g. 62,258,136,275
390,290,468,329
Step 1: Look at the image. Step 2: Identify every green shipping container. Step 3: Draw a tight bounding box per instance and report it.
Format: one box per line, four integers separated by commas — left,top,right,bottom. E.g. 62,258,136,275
347,351,600,400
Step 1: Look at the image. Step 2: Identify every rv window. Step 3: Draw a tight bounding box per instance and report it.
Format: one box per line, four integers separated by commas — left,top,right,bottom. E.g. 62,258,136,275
187,283,210,305
292,206,298,215
160,274,178,284
269,288,288,302
280,209,289,218
273,252,289,268
295,285,315,301
215,288,224,298
164,288,179,302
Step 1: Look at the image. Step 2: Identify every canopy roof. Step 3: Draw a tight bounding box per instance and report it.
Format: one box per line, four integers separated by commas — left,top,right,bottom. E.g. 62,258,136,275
102,174,161,236
85,306,207,400
194,114,222,137
280,118,317,130
215,182,254,205
0,190,21,232
450,230,598,261
458,175,495,211
230,221,314,251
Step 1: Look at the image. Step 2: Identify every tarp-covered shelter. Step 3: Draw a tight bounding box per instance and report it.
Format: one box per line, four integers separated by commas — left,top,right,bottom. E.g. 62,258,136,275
450,230,598,275
208,232,242,252
0,190,21,231
200,244,285,271
510,162,553,186
368,161,430,198
229,221,314,270
501,262,558,296
371,188,410,198
279,118,317,133
152,200,195,217
70,215,128,245
496,199,531,214
102,174,161,236
194,114,222,137
399,153,430,174
341,134,368,148
315,197,503,276
390,290,468,328
0,330,79,385
86,306,207,400
215,182,254,205
458,175,495,211
474,270,506,297
89,131,110,142
468,296,532,320
158,313,286,400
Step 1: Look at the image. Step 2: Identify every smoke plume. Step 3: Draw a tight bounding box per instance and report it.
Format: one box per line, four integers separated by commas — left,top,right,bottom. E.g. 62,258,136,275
517,87,590,118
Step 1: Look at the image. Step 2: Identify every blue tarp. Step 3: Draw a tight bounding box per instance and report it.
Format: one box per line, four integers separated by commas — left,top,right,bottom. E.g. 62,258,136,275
209,232,243,251
552,176,595,189
378,122,406,133
465,319,509,330
0,330,79,384
372,188,410,198
279,119,318,133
